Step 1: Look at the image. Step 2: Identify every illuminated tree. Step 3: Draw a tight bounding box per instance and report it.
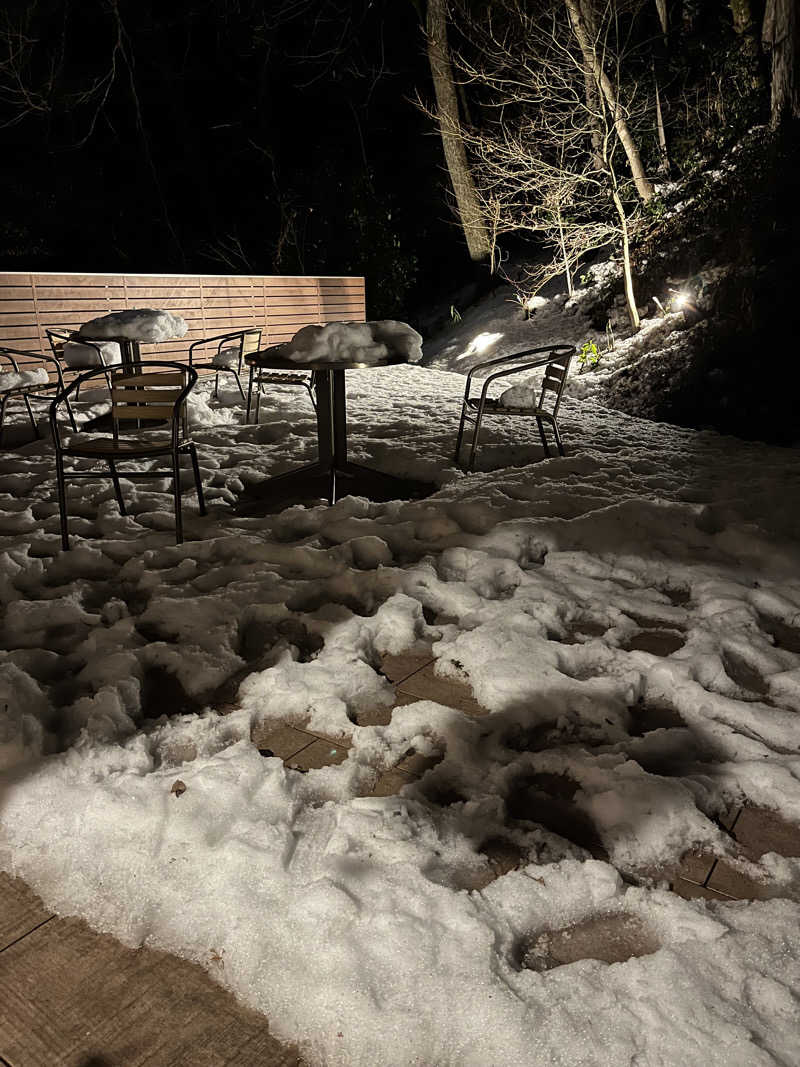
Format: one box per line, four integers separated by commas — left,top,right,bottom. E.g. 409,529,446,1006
448,0,651,326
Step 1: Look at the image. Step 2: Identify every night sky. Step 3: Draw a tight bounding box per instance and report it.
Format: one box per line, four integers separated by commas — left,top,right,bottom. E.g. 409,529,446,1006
0,0,465,317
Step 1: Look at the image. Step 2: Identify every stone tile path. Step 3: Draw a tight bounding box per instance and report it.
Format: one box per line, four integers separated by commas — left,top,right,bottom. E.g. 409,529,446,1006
3,641,800,1062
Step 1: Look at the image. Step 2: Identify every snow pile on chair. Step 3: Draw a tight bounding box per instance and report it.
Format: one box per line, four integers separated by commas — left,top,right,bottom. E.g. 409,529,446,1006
283,320,423,365
62,340,122,368
498,381,539,408
79,308,188,343
0,367,49,391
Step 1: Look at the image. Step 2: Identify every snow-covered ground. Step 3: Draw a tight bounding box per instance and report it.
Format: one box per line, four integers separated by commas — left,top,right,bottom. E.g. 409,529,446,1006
2,365,800,1066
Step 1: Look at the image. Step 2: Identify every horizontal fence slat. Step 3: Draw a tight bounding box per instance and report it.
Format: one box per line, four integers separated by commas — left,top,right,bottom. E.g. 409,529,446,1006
0,271,366,375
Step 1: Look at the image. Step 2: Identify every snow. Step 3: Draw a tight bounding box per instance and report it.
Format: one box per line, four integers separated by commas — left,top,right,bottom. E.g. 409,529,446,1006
1,362,800,1065
78,308,188,343
211,346,242,369
282,320,423,364
0,366,49,390
62,339,122,367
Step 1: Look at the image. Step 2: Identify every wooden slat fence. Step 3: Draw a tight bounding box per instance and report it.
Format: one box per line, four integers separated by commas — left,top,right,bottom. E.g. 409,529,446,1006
0,271,366,375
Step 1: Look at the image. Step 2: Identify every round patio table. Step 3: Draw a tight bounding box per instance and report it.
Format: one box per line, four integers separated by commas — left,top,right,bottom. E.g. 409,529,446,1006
245,346,428,506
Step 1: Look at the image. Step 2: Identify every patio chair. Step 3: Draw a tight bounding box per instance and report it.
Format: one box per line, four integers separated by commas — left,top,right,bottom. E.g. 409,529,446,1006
454,344,576,471
50,361,206,551
187,328,262,402
245,342,317,424
0,346,75,446
46,328,119,397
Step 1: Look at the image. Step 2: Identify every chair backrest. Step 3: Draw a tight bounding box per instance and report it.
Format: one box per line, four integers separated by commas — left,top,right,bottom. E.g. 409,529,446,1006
46,328,72,359
49,361,197,446
241,329,262,357
537,347,574,416
111,365,193,438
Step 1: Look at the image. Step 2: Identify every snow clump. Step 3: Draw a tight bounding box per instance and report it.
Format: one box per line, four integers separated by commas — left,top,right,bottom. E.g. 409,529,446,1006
283,320,423,365
79,308,188,343
0,367,49,391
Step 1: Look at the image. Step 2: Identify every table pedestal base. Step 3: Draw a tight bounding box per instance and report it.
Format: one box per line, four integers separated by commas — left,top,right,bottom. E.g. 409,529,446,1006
238,459,433,514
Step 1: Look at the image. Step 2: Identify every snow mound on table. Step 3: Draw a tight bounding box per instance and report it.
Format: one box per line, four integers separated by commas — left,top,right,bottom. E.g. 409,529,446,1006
283,320,423,365
79,308,188,343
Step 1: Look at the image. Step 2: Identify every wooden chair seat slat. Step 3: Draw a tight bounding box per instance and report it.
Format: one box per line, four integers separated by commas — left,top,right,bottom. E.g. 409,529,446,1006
115,372,185,387
113,403,176,420
112,387,184,402
62,438,175,456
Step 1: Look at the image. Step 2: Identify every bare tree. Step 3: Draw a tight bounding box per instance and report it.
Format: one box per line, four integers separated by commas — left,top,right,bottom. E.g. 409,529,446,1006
563,0,654,202
448,0,648,326
425,0,490,261
763,0,800,126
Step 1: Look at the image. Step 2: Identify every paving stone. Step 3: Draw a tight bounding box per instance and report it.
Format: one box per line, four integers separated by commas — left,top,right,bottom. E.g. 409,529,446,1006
671,877,734,903
354,702,395,727
366,768,414,797
395,748,443,776
521,913,660,971
0,912,304,1066
250,723,316,761
379,647,434,684
480,837,527,878
731,806,800,860
674,849,717,885
395,663,488,718
705,859,773,901
286,738,349,771
0,871,53,953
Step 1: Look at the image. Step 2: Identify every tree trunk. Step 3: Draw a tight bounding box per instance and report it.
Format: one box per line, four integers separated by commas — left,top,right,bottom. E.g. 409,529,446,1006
763,0,800,125
655,0,668,39
564,0,654,203
426,0,490,261
730,0,764,89
654,66,670,174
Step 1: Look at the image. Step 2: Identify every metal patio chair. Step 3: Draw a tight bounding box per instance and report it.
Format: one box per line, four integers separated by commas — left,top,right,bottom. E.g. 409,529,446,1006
0,346,75,446
244,342,317,424
46,328,119,397
454,344,576,471
187,328,262,402
50,361,206,550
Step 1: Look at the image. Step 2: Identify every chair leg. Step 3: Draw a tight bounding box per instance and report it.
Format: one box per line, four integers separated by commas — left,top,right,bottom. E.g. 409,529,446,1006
306,381,317,411
245,365,255,423
64,396,78,432
454,404,468,463
214,372,220,399
56,452,69,550
536,417,551,457
551,418,566,456
188,444,206,515
230,371,246,402
467,407,485,472
172,451,184,544
23,394,40,439
0,395,7,448
107,459,126,515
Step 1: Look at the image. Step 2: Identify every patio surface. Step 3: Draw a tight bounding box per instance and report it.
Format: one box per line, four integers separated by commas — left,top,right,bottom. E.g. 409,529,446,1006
2,643,800,1066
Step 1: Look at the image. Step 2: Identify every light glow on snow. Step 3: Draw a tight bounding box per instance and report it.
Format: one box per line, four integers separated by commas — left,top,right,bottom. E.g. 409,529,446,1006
457,331,503,360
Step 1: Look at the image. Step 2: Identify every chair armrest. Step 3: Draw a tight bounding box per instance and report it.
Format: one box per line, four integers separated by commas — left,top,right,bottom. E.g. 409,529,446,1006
1,346,66,384
463,346,574,402
188,331,246,363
